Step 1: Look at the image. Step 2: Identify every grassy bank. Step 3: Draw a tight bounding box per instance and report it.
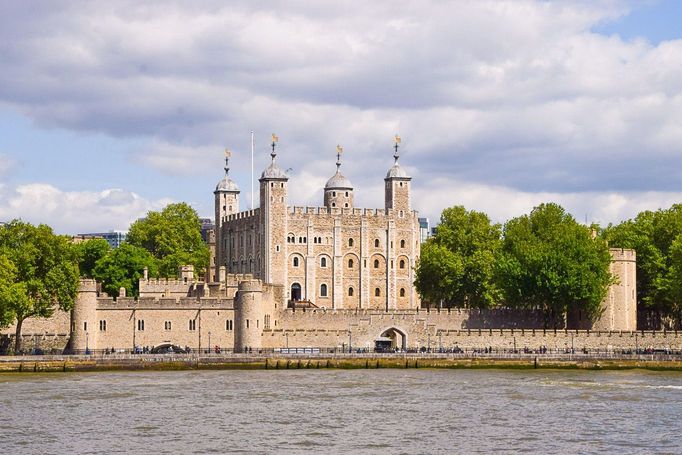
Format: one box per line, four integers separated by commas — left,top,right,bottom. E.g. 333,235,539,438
2,354,682,373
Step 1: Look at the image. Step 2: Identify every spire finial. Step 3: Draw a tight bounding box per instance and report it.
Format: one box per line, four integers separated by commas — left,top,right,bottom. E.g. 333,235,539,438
393,134,401,164
271,133,279,162
336,144,343,172
224,149,232,176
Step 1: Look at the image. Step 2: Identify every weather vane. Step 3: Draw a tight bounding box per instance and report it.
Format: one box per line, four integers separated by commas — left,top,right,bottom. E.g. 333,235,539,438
335,145,343,171
271,133,279,156
224,148,231,176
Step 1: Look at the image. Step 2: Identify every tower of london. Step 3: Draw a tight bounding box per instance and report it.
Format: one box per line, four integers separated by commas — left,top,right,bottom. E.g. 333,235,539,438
1,136,646,355
213,137,421,311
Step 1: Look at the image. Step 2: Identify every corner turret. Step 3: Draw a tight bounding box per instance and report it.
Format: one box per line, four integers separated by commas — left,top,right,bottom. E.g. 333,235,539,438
324,145,354,209
259,134,289,285
215,150,240,275
385,135,412,213
69,279,98,353
234,279,264,352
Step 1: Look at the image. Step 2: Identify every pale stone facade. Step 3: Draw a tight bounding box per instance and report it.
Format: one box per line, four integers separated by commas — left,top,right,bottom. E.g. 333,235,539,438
0,139,642,354
214,140,420,311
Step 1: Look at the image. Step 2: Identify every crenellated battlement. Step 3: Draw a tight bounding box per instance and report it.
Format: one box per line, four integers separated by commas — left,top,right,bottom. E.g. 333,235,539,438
609,248,636,262
287,205,419,219
226,208,260,222
237,280,263,293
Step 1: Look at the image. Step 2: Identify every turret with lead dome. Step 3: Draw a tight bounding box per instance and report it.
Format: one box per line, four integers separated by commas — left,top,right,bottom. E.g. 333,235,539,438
324,145,354,209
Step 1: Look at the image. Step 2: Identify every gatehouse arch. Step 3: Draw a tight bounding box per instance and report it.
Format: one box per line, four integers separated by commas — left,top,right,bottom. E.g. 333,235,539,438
375,327,407,352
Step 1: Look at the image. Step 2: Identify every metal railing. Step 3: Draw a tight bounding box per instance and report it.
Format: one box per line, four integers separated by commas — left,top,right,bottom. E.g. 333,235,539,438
3,347,682,362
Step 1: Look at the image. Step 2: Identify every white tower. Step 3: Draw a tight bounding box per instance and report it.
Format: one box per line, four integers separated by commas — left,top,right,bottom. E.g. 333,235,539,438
324,145,354,209
214,150,240,275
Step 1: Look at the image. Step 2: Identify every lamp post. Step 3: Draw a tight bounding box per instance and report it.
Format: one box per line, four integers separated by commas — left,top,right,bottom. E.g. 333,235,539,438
85,331,89,355
285,332,289,351
348,327,352,353
635,333,638,354
427,332,431,352
208,331,211,354
438,331,442,352
571,334,575,354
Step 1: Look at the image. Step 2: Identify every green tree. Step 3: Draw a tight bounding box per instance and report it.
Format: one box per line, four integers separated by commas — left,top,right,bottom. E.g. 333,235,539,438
415,206,502,308
92,243,158,298
126,202,209,278
604,204,682,326
0,253,20,328
0,220,80,353
73,238,111,278
497,203,613,324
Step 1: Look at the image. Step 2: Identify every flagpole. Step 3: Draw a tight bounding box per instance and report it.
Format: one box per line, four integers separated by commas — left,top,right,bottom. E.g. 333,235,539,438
251,131,254,210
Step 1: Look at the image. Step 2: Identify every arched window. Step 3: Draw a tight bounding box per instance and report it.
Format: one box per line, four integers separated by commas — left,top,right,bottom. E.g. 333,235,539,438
400,239,405,248
321,257,327,267
374,239,380,248
374,259,379,268
348,287,354,297
348,258,353,268
320,284,328,297
332,203,336,207
348,238,354,247
293,257,299,267
344,203,348,208
345,191,349,197
399,259,405,269
400,288,406,297
375,288,381,297
333,191,336,197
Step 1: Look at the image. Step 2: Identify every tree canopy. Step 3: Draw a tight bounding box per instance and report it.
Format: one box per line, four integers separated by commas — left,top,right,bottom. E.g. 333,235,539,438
0,220,80,353
73,238,111,278
126,202,209,278
92,243,158,298
496,203,613,321
415,206,502,308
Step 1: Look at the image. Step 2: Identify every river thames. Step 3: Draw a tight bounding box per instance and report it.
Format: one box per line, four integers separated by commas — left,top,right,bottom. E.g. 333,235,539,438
1,369,680,454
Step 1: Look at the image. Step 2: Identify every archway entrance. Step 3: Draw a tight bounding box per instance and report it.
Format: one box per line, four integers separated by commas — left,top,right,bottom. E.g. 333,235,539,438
290,283,302,302
375,328,407,352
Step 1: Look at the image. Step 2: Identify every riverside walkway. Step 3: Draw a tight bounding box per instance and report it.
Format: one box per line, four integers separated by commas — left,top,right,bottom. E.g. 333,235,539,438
2,351,682,372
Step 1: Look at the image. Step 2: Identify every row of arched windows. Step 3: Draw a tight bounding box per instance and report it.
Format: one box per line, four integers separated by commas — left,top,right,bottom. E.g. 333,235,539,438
316,285,406,298
292,256,330,267
286,237,408,249
293,256,407,269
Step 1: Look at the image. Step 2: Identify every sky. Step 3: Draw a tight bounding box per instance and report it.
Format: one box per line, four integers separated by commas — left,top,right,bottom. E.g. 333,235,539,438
0,0,681,234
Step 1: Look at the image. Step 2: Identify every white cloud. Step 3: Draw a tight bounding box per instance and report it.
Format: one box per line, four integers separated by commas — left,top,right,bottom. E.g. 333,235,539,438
0,1,681,225
413,177,682,227
0,184,171,234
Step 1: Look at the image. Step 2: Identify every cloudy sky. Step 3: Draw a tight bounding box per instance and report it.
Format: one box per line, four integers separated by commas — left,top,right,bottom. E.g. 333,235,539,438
0,0,681,233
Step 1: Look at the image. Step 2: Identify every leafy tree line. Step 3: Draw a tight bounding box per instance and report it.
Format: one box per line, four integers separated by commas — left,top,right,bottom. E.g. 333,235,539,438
0,202,208,353
75,202,209,297
415,203,614,324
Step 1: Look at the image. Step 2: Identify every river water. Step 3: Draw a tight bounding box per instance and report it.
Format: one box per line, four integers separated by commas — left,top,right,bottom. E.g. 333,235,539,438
1,368,680,454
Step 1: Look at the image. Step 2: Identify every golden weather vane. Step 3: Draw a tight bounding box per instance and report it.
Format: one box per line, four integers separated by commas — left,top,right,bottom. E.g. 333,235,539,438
224,148,232,159
336,144,343,154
